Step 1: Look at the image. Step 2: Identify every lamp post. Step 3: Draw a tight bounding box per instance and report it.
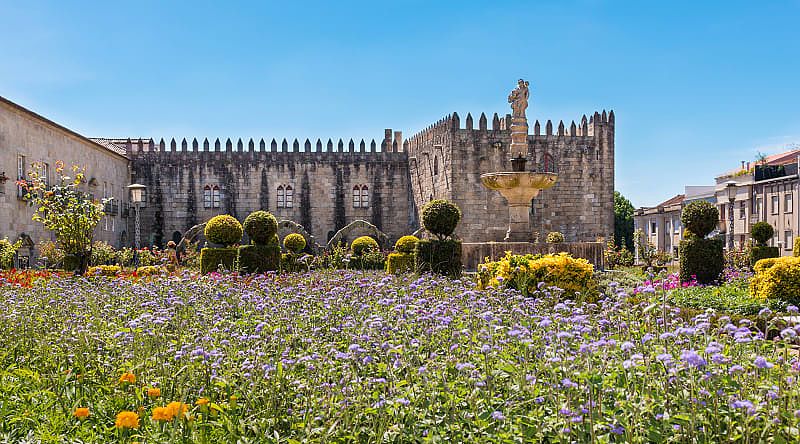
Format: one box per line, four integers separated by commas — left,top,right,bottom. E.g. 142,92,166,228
127,184,146,262
725,181,737,250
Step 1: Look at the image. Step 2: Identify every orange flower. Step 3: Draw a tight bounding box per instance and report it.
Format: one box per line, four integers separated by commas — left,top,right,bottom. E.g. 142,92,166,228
166,401,189,419
151,406,173,422
196,397,209,406
73,407,90,419
146,387,161,398
119,372,136,384
115,411,140,429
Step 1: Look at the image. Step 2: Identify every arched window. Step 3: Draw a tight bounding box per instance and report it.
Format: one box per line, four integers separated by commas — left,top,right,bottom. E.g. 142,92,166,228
543,153,555,173
285,185,293,208
211,186,220,208
433,156,439,176
203,185,212,208
360,185,369,208
277,185,285,208
352,185,361,208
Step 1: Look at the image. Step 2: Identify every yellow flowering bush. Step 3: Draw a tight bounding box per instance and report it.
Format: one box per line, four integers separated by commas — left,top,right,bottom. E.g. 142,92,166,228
750,256,800,304
87,265,121,276
135,266,163,277
478,252,597,300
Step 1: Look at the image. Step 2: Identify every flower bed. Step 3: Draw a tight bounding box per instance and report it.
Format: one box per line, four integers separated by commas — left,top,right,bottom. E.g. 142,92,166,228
1,271,800,441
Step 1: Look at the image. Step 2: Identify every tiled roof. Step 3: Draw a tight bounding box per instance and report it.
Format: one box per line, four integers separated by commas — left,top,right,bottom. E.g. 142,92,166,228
89,138,128,156
657,194,685,208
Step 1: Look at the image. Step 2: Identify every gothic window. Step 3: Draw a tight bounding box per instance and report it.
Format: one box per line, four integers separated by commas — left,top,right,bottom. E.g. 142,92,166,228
543,153,555,173
433,156,439,176
353,185,369,208
278,185,293,208
16,154,25,199
212,186,220,208
203,185,212,208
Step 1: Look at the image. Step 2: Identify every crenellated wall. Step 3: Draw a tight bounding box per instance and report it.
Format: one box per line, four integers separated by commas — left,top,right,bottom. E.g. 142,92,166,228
118,132,417,247
407,110,614,242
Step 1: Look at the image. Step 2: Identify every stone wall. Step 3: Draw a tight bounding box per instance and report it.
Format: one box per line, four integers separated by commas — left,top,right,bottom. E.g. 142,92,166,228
122,136,418,247
407,111,615,243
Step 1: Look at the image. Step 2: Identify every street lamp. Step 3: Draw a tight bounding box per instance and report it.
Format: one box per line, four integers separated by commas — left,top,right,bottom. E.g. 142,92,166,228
725,180,737,250
127,184,147,254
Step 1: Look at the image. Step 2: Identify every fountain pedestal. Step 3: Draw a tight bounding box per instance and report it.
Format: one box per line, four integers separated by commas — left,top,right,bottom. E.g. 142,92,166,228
480,171,557,242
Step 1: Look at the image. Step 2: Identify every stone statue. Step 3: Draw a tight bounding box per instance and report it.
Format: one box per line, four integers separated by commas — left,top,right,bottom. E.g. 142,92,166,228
508,79,530,118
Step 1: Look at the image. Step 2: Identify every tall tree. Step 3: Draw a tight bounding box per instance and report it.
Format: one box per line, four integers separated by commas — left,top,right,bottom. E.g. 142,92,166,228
614,191,635,251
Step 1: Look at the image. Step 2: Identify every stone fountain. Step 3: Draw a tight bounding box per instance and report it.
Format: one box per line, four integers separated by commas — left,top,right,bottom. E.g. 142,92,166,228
480,79,558,242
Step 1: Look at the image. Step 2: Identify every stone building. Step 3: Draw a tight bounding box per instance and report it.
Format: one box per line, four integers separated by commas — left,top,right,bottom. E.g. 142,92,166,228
633,194,684,259
0,97,129,267
1,84,615,264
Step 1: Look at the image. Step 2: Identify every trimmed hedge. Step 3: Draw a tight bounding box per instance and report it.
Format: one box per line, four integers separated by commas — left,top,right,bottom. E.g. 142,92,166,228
421,200,461,239
750,256,800,305
350,251,386,270
351,236,379,256
750,246,779,267
679,236,724,284
238,244,280,274
546,232,565,243
243,211,278,245
415,239,462,277
386,252,414,274
750,222,774,246
394,235,419,254
283,233,307,253
681,200,719,238
205,215,243,246
200,247,238,274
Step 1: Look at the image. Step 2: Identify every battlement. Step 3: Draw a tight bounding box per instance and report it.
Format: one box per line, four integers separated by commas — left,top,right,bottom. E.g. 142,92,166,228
115,129,407,158
408,110,614,143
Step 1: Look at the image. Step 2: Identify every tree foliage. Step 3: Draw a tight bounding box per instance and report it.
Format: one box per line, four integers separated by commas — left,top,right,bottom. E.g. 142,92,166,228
614,191,634,251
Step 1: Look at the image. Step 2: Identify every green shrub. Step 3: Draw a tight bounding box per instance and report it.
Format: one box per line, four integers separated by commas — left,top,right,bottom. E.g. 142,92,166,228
351,236,379,256
238,244,280,274
750,222,774,246
681,201,719,237
478,252,597,300
115,247,135,267
750,246,779,267
37,240,64,268
421,200,461,239
0,238,22,270
204,215,243,246
283,233,307,253
243,211,278,245
545,232,565,243
351,250,386,270
679,236,724,284
386,252,414,274
200,247,238,274
90,241,116,266
415,239,462,277
63,254,81,272
668,280,785,316
750,256,800,305
394,235,419,254
794,237,800,257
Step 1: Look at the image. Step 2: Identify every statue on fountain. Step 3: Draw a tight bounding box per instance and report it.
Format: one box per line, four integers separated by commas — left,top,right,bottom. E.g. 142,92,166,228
508,79,530,119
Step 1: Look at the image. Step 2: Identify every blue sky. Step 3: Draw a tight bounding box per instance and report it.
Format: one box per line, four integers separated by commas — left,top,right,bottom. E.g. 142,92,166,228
1,0,798,207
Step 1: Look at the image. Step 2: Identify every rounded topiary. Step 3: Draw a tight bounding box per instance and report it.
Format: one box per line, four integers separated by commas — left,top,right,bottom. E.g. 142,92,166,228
243,211,278,245
394,235,419,253
204,215,243,246
546,231,565,243
351,236,379,256
284,233,307,253
680,201,719,238
751,221,774,246
421,199,462,239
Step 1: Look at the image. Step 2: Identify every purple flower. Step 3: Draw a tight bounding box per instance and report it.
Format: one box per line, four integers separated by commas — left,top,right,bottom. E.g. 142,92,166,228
680,350,706,368
492,411,506,421
731,400,754,409
754,356,774,369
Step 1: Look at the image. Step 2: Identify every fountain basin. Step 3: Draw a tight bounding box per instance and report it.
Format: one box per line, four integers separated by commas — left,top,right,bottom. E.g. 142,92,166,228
480,172,557,204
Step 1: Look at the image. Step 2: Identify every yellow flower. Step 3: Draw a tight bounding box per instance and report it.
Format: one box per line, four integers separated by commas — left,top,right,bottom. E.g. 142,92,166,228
151,406,173,422
115,411,140,429
118,372,136,384
196,397,209,406
146,387,161,398
166,401,189,419
73,407,90,419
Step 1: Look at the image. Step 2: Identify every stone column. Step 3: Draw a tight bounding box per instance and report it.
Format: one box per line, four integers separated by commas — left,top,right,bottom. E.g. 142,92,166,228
509,116,529,158
503,188,541,242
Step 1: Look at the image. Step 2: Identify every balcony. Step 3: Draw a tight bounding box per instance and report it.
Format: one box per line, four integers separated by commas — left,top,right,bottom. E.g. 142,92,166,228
755,163,798,182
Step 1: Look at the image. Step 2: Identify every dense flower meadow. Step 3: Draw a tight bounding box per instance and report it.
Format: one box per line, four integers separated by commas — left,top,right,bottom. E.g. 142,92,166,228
1,271,800,442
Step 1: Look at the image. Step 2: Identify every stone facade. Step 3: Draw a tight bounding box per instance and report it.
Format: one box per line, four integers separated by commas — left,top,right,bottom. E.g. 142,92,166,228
407,111,615,242
0,97,129,266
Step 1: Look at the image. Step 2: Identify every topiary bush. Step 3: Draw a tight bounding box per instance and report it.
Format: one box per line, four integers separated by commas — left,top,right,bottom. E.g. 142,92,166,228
750,221,774,246
421,200,462,240
678,236,724,284
351,236,379,256
546,232,565,244
394,235,419,254
415,239,462,277
243,211,278,245
200,247,238,274
283,233,307,253
750,256,800,305
386,252,414,274
351,250,386,270
750,246,779,267
238,244,280,274
680,201,719,238
204,215,243,247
